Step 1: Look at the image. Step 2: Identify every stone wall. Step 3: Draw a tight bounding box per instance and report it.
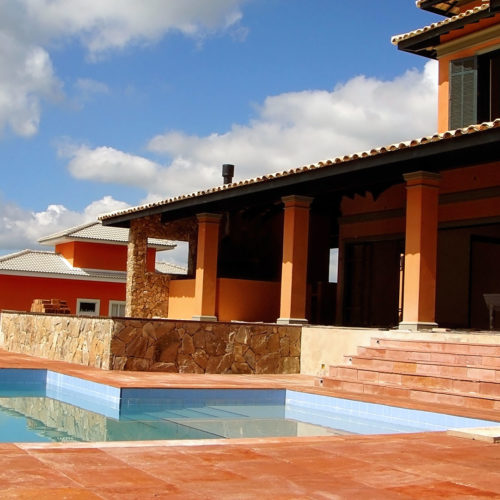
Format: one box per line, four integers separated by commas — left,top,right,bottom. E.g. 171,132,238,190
0,311,113,369
111,319,301,373
0,312,302,374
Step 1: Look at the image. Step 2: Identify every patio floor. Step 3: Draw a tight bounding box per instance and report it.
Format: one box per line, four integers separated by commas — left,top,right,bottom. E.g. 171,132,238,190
1,349,500,499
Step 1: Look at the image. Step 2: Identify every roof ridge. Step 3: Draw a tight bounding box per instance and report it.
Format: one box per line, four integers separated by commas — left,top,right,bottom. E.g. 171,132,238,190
0,249,56,261
38,220,98,243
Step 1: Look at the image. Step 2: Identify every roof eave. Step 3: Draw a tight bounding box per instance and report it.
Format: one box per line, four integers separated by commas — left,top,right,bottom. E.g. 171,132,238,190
417,0,468,17
39,235,175,250
394,7,499,58
101,125,500,228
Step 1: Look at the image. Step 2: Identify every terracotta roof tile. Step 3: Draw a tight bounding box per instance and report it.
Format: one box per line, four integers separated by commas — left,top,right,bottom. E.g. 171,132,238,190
392,3,490,45
100,119,500,222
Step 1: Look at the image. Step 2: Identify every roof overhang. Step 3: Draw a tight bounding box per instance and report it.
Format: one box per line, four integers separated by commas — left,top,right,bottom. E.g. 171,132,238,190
101,124,500,228
418,0,474,17
39,235,175,250
395,6,499,58
0,268,127,283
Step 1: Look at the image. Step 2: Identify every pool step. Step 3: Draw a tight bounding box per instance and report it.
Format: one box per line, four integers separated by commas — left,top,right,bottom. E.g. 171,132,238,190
318,337,500,411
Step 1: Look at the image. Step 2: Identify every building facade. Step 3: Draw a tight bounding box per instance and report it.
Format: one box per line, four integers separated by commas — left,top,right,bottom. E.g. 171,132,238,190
0,222,181,316
101,0,500,331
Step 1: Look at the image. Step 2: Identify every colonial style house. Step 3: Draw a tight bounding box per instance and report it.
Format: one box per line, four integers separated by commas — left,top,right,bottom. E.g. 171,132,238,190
0,221,183,316
101,0,500,331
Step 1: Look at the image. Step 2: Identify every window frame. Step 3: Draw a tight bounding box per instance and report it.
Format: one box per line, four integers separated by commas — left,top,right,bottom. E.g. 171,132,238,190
449,48,500,129
109,300,126,317
76,298,100,316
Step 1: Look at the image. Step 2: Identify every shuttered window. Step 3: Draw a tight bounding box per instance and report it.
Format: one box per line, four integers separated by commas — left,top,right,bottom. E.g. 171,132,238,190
449,57,477,129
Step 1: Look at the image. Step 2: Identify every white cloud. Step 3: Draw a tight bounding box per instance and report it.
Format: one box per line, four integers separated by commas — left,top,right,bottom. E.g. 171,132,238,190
0,0,247,136
66,61,437,200
61,144,162,188
0,33,62,136
18,0,246,57
0,195,130,252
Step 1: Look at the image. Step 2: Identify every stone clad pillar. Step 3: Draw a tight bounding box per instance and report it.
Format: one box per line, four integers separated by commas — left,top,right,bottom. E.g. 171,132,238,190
277,195,313,324
400,171,440,330
126,219,148,317
193,213,222,321
125,216,171,318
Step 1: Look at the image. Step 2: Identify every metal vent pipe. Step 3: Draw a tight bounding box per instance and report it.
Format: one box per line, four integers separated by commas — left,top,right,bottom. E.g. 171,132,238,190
222,164,235,184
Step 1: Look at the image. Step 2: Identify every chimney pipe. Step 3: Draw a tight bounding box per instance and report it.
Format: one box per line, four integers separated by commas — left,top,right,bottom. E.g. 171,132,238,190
222,164,235,184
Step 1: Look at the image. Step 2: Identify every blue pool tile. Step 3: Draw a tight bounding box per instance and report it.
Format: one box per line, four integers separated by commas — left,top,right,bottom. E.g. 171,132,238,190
46,371,121,418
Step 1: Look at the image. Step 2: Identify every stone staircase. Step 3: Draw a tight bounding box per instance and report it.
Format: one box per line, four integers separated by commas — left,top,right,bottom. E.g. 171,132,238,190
317,337,500,411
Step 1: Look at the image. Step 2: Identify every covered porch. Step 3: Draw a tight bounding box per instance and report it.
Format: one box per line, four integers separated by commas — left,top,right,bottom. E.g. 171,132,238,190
101,122,500,331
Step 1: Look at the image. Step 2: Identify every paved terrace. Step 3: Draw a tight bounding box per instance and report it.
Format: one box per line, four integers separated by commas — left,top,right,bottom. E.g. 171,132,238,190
0,348,500,499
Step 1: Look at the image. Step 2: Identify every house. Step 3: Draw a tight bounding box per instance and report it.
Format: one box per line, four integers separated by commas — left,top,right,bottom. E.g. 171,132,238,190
101,0,500,331
0,221,184,316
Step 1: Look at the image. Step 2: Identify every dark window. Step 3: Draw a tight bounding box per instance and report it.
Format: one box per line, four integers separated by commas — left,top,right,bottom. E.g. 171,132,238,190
79,302,96,313
77,299,100,316
449,50,500,129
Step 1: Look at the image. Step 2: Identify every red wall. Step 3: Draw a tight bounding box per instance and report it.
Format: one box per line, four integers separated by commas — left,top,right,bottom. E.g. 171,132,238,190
0,275,125,316
55,242,157,272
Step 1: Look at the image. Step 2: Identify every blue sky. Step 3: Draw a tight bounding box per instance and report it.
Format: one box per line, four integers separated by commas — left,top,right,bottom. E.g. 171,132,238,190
0,0,441,259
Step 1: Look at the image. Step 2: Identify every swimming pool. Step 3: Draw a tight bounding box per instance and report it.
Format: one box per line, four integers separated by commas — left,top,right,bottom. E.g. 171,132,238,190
0,368,498,443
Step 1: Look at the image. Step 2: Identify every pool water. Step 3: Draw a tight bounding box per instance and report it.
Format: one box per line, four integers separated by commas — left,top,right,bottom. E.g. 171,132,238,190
0,396,344,443
0,368,498,443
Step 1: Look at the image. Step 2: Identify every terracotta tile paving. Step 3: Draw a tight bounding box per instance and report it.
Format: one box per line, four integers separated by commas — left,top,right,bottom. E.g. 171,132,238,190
1,349,500,498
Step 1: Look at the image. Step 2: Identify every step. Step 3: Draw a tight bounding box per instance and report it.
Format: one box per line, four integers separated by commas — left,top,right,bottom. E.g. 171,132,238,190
355,346,500,368
371,338,500,357
328,365,500,399
316,377,500,412
341,356,500,382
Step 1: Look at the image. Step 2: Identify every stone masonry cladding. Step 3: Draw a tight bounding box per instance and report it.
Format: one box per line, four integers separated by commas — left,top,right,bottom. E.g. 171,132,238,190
0,312,301,374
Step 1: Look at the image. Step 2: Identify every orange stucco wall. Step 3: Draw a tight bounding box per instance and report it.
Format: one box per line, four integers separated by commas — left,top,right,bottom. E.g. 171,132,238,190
339,186,406,241
341,185,406,216
167,279,196,319
440,162,500,193
0,275,125,316
217,278,280,323
168,277,280,323
56,242,156,271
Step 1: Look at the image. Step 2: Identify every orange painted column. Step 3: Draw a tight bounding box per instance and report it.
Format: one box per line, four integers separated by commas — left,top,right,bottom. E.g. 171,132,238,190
277,195,313,324
400,171,440,331
193,213,222,321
